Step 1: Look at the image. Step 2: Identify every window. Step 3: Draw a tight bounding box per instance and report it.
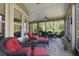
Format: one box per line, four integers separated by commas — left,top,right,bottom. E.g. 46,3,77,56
53,21,59,33
0,21,5,39
29,23,37,33
29,20,64,35
0,3,5,40
53,21,64,34
59,21,64,31
0,15,5,39
29,23,33,32
33,23,37,33
39,22,45,31
14,8,22,38
46,22,54,33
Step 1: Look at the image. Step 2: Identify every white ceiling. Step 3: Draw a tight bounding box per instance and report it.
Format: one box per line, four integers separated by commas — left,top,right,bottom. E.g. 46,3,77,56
23,3,69,22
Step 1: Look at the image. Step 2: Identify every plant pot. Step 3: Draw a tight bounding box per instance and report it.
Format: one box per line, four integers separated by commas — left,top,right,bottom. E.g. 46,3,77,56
64,48,68,50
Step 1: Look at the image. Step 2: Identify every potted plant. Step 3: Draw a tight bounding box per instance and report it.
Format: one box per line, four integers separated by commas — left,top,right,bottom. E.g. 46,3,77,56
63,38,68,50
59,31,65,37
61,37,68,50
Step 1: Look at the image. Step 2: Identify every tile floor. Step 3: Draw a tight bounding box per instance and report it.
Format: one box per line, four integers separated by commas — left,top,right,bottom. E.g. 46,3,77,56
46,38,72,56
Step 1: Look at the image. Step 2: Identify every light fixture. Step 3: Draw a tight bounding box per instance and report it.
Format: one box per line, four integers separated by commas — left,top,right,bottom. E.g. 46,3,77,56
44,16,47,21
36,3,40,4
44,18,47,21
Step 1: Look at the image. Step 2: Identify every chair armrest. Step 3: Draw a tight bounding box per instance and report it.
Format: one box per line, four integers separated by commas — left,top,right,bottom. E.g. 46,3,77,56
30,40,38,44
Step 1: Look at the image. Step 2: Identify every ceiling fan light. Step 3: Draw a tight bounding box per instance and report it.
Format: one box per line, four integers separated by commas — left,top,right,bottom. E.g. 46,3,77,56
36,3,40,4
44,18,47,20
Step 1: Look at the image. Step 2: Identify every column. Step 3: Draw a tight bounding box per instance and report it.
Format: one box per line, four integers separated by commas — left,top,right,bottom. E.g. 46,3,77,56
5,4,10,37
9,4,14,37
26,17,29,32
64,19,66,37
71,4,76,51
21,14,24,38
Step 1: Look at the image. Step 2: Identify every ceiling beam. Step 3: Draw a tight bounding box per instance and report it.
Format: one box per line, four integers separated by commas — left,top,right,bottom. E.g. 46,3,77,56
65,3,75,18
16,3,29,15
29,17,65,23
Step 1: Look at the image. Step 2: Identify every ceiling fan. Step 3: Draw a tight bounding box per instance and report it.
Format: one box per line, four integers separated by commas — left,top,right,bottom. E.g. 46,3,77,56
44,16,49,20
36,3,40,4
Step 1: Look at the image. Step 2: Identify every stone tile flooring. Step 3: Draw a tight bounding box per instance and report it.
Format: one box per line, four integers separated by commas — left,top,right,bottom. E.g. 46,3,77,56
46,38,72,56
